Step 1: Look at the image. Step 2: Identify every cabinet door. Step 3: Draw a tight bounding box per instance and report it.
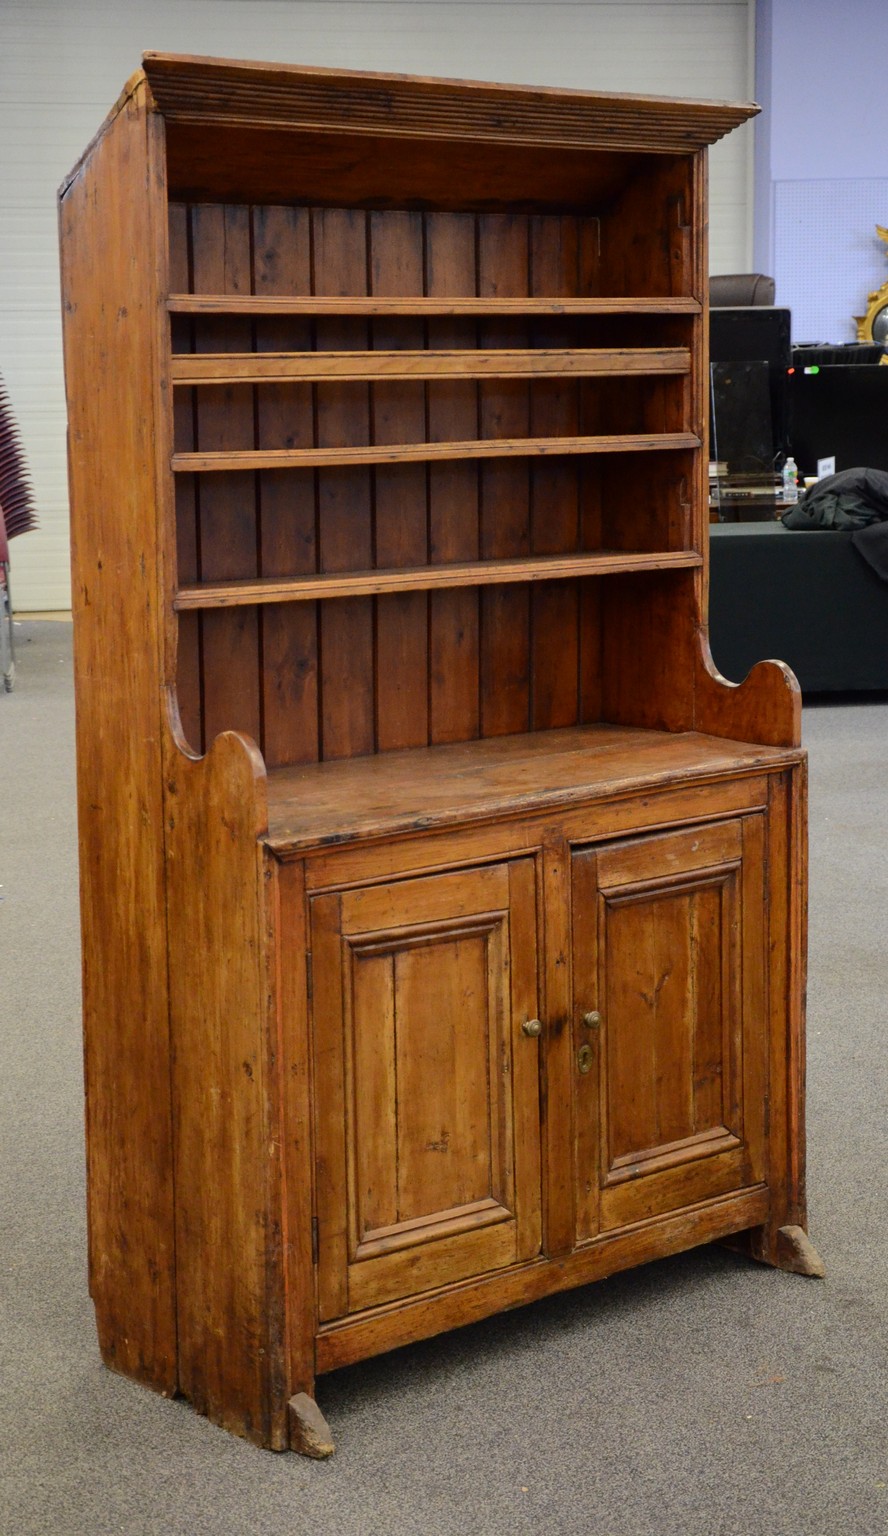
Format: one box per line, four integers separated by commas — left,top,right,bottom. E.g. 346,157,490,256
572,817,767,1240
311,860,541,1320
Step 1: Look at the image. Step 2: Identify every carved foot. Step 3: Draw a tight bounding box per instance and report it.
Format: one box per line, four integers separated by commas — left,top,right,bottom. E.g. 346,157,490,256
288,1393,335,1459
774,1224,825,1278
720,1224,825,1276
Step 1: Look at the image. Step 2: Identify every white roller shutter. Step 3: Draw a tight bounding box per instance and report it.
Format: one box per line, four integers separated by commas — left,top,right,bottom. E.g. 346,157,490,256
1,0,753,610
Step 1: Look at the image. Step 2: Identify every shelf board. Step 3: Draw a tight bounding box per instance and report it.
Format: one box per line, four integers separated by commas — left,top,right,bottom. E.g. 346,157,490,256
172,430,700,474
167,294,703,318
174,550,703,611
170,346,690,386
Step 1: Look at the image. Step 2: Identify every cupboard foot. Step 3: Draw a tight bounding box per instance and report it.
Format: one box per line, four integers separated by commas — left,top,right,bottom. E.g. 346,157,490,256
773,1224,825,1278
288,1393,335,1459
724,1223,824,1277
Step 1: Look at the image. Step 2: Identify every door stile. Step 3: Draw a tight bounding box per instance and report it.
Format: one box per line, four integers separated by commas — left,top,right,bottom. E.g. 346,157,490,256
484,913,512,1219
310,891,350,1322
740,811,769,1188
509,858,544,1261
570,847,602,1244
540,837,576,1256
277,859,318,1398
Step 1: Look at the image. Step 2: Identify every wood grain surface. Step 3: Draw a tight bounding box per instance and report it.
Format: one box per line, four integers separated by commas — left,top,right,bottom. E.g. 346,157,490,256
172,430,701,472
174,551,703,610
263,724,800,854
164,725,289,1447
143,51,757,154
167,294,704,317
170,347,691,384
62,56,810,1455
60,82,177,1396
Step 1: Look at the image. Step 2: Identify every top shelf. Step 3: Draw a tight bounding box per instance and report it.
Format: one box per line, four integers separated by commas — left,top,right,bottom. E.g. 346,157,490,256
167,294,703,318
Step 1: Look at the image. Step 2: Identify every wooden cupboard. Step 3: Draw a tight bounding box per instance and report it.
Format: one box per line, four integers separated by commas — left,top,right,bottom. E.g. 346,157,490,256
59,54,820,1457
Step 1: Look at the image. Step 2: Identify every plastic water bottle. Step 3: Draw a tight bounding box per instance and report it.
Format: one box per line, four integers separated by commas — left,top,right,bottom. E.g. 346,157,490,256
782,456,799,503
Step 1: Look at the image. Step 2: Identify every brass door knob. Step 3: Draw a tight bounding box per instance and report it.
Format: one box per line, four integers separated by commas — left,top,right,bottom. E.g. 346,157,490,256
582,1010,601,1030
522,1018,543,1038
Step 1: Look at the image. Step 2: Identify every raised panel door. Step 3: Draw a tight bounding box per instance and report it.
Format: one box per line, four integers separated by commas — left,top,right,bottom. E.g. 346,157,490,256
572,817,768,1240
311,860,541,1319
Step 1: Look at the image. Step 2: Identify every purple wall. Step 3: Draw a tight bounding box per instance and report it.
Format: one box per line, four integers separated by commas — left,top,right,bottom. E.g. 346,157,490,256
755,0,888,341
769,0,886,181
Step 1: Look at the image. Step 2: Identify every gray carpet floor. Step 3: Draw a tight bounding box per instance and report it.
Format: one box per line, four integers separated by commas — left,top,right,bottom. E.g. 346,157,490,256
1,620,886,1536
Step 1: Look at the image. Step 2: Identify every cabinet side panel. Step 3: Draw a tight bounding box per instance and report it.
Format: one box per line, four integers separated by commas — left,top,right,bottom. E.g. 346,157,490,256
165,731,288,1448
59,91,177,1391
692,151,801,753
694,636,802,749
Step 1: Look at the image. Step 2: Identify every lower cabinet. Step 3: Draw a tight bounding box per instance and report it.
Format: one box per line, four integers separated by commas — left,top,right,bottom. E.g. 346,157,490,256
309,807,771,1322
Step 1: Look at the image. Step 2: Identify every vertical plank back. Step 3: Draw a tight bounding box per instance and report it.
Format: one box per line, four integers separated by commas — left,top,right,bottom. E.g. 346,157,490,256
577,221,605,724
313,208,375,758
529,215,581,729
168,204,203,751
477,214,531,736
191,204,261,746
601,569,697,731
252,206,319,767
370,211,430,750
426,212,481,744
168,200,721,765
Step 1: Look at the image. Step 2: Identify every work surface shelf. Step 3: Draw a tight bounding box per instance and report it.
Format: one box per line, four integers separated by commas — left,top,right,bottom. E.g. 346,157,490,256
263,723,799,855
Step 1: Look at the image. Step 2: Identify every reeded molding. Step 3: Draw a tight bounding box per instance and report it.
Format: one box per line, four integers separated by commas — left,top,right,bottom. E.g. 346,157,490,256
142,52,757,154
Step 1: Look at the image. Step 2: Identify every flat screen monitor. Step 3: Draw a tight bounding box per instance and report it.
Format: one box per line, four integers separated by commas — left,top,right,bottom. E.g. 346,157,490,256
788,366,888,476
710,307,792,370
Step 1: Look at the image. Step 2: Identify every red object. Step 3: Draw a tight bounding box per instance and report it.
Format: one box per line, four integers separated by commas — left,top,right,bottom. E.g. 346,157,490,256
0,372,38,540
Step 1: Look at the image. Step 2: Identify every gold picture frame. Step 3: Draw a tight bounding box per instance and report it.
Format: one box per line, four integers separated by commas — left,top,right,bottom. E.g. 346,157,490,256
855,226,888,342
